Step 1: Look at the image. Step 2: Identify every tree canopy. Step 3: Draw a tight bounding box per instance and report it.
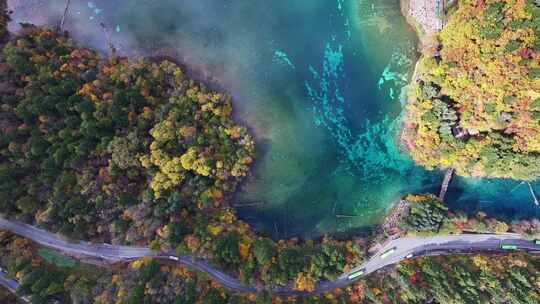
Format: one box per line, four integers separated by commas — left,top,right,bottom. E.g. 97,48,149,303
403,0,540,180
0,25,254,242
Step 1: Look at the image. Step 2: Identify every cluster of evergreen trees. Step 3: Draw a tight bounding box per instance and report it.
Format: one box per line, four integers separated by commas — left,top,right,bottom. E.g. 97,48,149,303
398,194,540,237
399,194,448,233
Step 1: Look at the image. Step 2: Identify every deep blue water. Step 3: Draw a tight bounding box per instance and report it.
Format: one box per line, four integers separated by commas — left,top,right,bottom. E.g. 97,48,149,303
7,0,540,238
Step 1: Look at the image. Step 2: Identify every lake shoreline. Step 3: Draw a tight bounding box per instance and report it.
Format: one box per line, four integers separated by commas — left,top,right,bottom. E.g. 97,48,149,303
398,0,442,161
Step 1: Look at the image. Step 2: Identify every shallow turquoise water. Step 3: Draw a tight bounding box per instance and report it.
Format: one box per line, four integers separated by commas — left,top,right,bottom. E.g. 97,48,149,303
8,0,539,237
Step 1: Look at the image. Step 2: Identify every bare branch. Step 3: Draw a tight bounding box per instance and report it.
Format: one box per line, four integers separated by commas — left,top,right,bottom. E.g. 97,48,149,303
527,182,539,206
60,0,71,31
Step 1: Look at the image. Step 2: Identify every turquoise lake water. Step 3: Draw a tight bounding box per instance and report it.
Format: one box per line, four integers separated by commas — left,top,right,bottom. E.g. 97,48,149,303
8,0,540,238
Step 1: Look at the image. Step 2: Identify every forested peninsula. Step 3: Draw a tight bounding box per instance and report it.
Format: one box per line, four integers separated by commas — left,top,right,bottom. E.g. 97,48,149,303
403,0,540,180
0,25,254,242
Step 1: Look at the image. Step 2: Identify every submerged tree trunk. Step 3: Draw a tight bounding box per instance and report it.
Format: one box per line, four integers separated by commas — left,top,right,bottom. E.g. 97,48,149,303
527,182,539,206
60,0,71,31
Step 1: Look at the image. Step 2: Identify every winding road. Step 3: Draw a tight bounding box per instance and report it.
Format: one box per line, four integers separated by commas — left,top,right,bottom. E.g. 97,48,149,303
0,217,539,298
0,270,29,303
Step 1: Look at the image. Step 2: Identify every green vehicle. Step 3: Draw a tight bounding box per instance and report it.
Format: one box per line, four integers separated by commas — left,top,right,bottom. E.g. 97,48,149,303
380,247,397,259
535,239,540,245
347,268,366,280
500,243,518,250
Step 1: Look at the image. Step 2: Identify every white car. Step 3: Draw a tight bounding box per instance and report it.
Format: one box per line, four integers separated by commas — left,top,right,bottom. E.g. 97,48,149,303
168,256,179,261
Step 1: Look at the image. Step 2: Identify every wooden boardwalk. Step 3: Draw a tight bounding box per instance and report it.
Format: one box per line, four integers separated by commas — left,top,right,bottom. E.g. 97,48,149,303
439,168,454,202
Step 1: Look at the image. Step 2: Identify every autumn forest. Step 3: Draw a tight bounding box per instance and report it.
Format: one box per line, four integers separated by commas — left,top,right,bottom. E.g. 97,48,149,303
0,0,538,303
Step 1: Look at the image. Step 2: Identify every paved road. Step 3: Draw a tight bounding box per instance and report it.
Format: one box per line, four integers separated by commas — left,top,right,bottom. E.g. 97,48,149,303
0,271,29,303
341,234,538,281
0,217,539,297
0,217,256,294
0,271,19,294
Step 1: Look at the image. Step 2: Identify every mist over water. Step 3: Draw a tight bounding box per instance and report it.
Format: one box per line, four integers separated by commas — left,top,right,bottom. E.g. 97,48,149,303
8,0,539,238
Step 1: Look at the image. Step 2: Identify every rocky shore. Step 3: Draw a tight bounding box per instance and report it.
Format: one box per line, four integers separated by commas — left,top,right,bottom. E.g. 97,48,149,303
400,0,444,50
